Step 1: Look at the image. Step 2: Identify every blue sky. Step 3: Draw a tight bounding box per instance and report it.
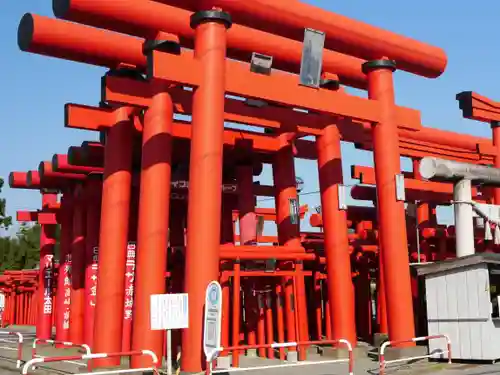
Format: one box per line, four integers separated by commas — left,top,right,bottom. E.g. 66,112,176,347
0,0,498,236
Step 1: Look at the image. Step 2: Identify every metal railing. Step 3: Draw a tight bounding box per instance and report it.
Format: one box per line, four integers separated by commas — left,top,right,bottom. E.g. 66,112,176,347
207,339,354,375
22,349,159,375
379,334,452,375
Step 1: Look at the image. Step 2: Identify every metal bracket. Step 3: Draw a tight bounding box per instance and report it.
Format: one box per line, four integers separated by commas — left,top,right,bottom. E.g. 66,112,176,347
250,52,273,75
245,98,268,108
105,67,145,81
395,174,406,202
289,198,299,225
338,184,348,210
299,28,325,88
406,203,417,218
265,259,276,272
319,77,340,91
41,188,58,194
142,39,181,55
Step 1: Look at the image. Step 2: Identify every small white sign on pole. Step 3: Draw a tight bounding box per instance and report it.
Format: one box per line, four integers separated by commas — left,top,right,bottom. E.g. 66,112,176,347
203,281,223,361
151,293,189,375
150,293,189,330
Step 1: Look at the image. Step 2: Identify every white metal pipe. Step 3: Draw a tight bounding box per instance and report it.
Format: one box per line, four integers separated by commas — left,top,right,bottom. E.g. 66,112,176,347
454,179,475,257
419,157,500,184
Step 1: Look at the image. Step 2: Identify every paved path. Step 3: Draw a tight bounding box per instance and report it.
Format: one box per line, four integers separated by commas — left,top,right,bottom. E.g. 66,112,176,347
0,326,497,374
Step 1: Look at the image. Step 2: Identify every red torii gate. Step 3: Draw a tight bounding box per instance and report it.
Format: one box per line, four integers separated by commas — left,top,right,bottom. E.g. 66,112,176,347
17,0,494,372
10,159,103,348
14,194,57,341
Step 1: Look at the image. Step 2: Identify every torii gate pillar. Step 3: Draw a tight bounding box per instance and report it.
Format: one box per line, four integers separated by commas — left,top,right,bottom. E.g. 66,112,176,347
37,191,57,340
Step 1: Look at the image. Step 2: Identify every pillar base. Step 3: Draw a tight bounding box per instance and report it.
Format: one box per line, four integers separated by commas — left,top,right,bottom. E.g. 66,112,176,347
246,349,257,357
286,351,298,363
217,356,231,369
383,345,428,361
374,333,389,348
318,346,368,359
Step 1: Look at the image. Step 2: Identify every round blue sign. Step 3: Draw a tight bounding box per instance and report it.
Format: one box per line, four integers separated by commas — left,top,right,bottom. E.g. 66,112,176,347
208,284,219,305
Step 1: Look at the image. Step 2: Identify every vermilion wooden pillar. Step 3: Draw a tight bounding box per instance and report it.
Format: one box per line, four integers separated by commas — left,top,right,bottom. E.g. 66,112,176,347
237,165,256,245
219,197,234,365
181,10,232,373
232,261,242,365
354,259,371,342
236,165,257,356
93,109,134,367
265,291,274,359
273,131,309,360
492,122,500,204
364,59,415,343
131,85,174,368
122,184,139,353
37,191,57,339
413,159,431,262
55,193,73,343
70,186,86,344
377,258,388,337
316,123,357,346
84,177,102,349
169,200,187,364
256,289,266,357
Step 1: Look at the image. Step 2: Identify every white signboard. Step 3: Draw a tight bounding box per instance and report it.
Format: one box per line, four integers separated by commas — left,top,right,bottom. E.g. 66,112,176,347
203,281,223,359
150,293,189,330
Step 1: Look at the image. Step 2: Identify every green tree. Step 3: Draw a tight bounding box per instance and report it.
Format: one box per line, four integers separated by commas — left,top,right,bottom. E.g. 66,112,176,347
16,223,41,269
0,178,12,230
0,179,60,272
0,224,41,272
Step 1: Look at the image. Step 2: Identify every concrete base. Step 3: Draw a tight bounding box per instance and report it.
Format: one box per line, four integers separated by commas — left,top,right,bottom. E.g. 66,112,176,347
287,350,298,363
246,348,257,357
374,333,389,348
307,346,319,356
383,345,428,361
217,356,231,369
318,346,368,359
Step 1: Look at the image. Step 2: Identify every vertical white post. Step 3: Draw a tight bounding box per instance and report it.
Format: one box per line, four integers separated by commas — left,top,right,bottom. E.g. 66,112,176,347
454,179,475,257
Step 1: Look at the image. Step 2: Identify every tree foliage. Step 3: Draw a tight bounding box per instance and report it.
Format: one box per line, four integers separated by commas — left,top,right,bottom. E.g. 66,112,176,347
0,177,55,272
0,224,41,272
0,178,12,230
